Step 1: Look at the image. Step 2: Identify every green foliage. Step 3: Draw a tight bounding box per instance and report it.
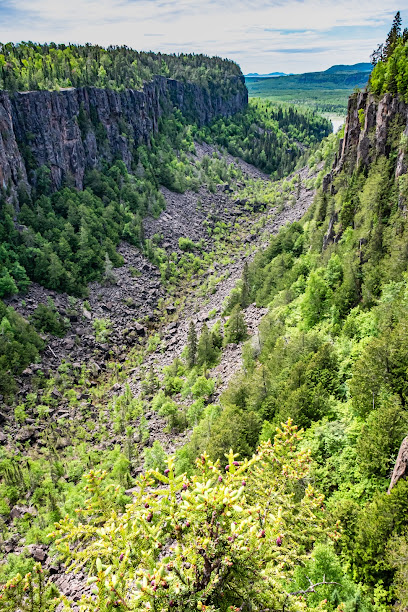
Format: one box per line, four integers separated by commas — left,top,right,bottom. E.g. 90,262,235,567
190,375,215,400
178,237,197,252
337,480,408,586
0,563,58,611
30,300,69,337
51,422,337,612
224,304,248,343
143,440,167,474
110,385,142,434
387,530,408,610
301,271,332,329
349,317,408,417
195,99,331,180
370,14,408,98
0,301,43,398
0,270,18,298
291,543,369,612
356,392,408,477
197,323,218,367
0,43,244,97
92,318,112,343
186,321,198,369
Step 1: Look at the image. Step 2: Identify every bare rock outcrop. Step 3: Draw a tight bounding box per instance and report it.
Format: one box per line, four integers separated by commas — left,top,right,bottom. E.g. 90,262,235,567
323,90,408,191
0,75,247,198
388,435,408,493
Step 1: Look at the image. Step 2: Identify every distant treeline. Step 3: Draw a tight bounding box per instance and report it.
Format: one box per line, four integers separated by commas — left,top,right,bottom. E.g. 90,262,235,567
195,99,331,178
0,42,243,97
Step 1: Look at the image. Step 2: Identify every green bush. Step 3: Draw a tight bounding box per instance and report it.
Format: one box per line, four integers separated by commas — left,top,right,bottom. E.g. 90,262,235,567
30,300,69,337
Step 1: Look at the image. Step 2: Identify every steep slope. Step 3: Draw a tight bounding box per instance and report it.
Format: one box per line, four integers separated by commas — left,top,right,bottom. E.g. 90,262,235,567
188,36,408,606
0,76,247,196
327,90,408,178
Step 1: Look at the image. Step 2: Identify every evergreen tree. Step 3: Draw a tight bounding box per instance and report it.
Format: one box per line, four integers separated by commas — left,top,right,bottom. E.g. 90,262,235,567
0,271,18,298
301,271,331,329
103,253,117,285
210,320,223,349
240,261,251,308
224,304,248,344
370,43,384,66
186,321,197,368
197,323,216,366
142,365,159,396
384,12,402,59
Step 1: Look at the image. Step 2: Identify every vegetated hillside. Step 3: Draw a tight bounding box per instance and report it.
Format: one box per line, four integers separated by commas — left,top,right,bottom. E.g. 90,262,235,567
195,99,331,176
0,70,332,607
167,16,408,610
325,62,372,73
245,64,372,114
4,20,408,610
246,64,371,87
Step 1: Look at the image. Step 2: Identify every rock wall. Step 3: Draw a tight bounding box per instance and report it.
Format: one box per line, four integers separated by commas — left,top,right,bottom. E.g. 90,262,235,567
325,90,408,189
0,75,247,196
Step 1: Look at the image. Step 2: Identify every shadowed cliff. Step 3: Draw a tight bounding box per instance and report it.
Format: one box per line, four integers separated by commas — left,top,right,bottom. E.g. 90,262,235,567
0,75,247,197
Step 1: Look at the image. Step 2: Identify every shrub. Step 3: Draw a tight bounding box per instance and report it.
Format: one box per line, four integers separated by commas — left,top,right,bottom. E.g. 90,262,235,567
178,237,196,252
30,301,69,337
51,422,336,612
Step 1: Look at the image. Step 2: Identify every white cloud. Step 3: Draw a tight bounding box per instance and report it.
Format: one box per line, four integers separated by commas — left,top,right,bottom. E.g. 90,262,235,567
0,0,404,72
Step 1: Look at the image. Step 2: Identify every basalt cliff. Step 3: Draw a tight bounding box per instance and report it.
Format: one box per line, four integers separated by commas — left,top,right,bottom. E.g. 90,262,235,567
0,75,247,197
324,90,408,190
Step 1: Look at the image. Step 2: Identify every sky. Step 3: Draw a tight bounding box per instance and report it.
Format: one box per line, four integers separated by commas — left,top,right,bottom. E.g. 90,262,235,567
0,0,407,74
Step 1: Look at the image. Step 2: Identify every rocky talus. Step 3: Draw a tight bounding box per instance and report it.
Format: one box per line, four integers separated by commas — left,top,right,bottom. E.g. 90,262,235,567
0,153,318,600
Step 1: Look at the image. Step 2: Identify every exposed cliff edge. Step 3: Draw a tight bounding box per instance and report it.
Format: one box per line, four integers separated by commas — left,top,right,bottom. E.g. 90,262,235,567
0,75,247,196
323,90,408,191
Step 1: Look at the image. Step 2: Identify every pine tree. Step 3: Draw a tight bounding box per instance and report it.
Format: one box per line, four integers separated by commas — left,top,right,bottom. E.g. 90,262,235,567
103,253,117,285
225,304,248,344
370,43,384,66
186,321,197,368
240,261,251,308
141,365,159,396
197,323,216,366
384,12,402,60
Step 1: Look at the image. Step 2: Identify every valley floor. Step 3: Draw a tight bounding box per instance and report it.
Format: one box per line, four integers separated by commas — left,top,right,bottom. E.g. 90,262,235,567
0,150,319,596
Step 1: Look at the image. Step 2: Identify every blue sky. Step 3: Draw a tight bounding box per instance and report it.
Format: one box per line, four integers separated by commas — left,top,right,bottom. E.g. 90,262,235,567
0,0,407,74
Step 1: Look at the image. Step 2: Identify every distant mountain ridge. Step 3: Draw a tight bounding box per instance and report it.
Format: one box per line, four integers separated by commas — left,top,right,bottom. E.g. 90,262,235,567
244,62,373,114
245,71,288,77
245,63,372,80
325,62,372,73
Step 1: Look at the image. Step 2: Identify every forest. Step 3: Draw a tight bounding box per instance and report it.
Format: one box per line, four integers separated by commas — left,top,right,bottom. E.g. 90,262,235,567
0,42,243,96
1,15,408,612
370,12,408,97
245,64,372,114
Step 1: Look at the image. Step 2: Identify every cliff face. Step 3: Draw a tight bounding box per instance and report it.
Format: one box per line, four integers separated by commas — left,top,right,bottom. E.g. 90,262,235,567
328,90,408,184
0,75,247,195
